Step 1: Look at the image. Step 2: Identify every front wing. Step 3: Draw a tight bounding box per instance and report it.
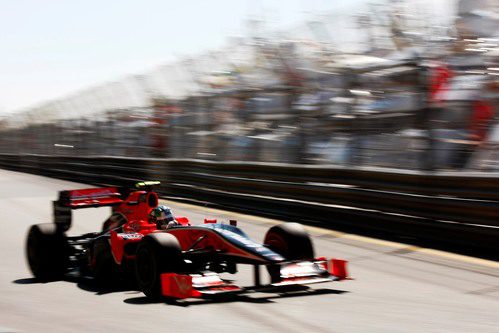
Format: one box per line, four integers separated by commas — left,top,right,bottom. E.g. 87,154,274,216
160,258,350,299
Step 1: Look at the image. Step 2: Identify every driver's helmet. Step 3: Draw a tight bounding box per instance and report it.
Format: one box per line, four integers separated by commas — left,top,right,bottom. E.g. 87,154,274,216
150,205,177,229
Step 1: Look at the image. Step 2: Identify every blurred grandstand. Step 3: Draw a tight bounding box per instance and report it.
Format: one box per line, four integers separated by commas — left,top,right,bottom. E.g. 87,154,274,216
1,0,497,171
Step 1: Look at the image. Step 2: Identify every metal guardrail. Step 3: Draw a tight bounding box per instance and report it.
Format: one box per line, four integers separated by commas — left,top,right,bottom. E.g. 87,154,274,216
1,153,498,251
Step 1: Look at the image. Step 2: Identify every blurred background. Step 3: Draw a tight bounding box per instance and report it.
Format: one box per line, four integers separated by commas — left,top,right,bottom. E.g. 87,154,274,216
0,0,497,171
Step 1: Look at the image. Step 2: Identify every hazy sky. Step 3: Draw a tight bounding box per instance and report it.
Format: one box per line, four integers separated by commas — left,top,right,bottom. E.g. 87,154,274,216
1,0,455,114
0,0,374,114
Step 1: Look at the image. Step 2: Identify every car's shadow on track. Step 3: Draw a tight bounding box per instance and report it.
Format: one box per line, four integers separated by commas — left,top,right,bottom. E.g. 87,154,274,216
75,277,137,295
14,277,348,306
12,278,39,284
123,287,348,307
13,275,139,296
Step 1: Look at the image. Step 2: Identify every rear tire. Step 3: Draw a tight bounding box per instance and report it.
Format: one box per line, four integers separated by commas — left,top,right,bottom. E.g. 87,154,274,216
264,223,314,282
92,237,119,286
26,223,69,282
135,233,183,299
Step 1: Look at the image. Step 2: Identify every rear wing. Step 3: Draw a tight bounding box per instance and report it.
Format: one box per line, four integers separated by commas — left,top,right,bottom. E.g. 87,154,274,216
53,186,124,231
53,181,161,231
57,187,123,208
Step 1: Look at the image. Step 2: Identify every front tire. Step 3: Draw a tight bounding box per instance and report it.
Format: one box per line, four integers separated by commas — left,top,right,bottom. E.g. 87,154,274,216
26,223,69,281
135,233,183,299
264,223,315,282
264,222,314,259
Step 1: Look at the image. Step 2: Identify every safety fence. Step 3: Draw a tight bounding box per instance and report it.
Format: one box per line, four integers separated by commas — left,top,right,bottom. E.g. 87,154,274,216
1,154,498,252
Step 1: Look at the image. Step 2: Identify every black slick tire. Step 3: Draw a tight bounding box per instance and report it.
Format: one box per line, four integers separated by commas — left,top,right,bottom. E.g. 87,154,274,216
135,233,183,300
26,223,69,282
263,223,315,282
92,237,119,286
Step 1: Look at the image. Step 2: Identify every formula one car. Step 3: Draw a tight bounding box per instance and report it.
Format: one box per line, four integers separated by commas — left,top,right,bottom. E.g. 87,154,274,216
26,181,349,300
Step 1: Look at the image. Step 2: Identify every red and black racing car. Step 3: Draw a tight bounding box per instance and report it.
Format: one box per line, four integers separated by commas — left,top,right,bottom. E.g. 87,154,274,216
26,181,349,300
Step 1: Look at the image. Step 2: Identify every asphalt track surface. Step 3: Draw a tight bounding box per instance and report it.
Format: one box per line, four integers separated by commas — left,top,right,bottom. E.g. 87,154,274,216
0,169,498,333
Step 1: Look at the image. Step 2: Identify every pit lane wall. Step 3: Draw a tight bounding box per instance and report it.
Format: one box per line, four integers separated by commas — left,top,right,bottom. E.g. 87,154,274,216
1,154,498,252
